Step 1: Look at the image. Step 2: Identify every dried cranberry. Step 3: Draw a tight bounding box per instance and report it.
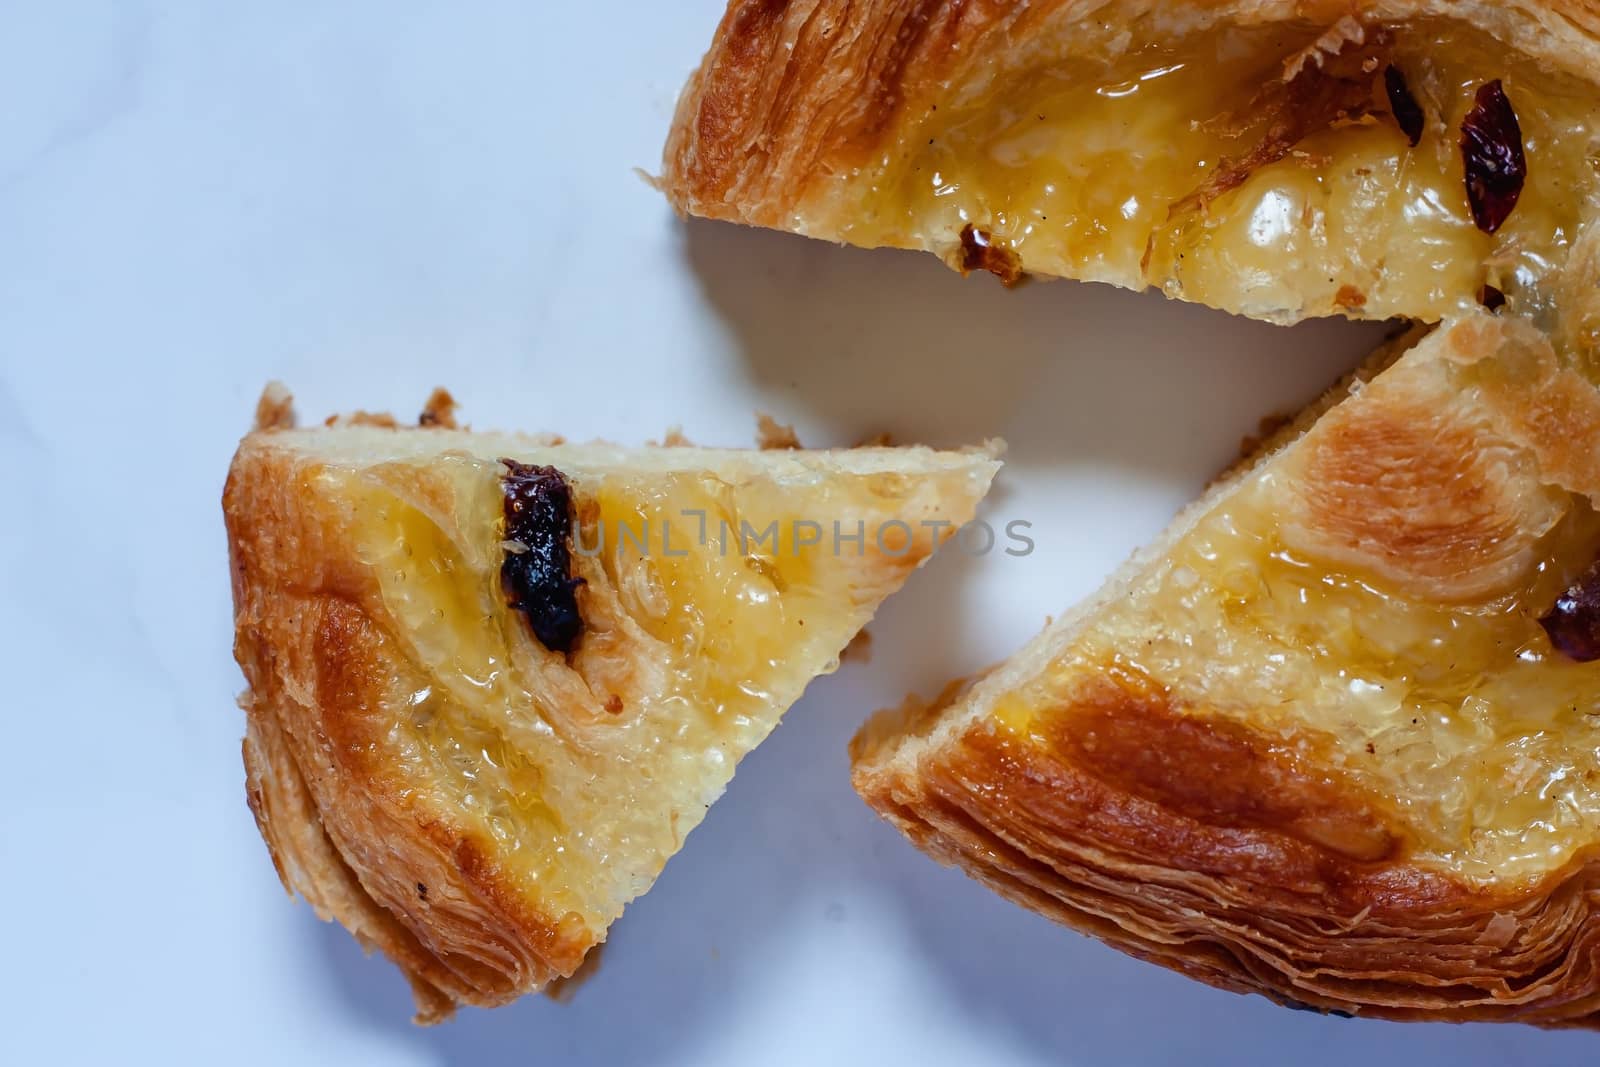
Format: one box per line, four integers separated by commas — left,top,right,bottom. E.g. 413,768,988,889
958,224,1023,286
1460,80,1526,234
501,460,584,652
1540,560,1600,662
1384,65,1424,147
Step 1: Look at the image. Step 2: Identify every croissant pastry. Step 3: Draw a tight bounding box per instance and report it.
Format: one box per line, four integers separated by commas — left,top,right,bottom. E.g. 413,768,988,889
853,311,1600,1025
666,0,1600,1026
663,0,1600,323
225,389,999,1020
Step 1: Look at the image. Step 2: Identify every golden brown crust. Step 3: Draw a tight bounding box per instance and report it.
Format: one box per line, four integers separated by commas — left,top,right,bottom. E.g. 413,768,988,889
662,0,1600,227
668,0,1600,1026
857,716,1600,1023
853,689,1600,1026
850,314,1600,1024
663,1,1600,328
663,0,1027,227
1042,670,1402,865
226,395,1001,1020
1275,316,1600,601
228,444,580,1020
242,703,461,1022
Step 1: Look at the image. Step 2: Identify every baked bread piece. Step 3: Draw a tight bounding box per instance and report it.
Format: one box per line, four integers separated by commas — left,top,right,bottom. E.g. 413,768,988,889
226,392,1000,1020
662,1,1600,322
852,313,1600,1025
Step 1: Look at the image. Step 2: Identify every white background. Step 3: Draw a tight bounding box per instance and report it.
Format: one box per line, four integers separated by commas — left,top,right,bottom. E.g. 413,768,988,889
1,2,1589,1064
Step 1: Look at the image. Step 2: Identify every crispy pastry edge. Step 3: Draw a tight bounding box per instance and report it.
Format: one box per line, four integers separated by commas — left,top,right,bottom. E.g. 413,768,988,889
850,316,1600,1025
851,680,1600,1025
661,0,1600,231
225,400,1004,1020
226,435,593,1022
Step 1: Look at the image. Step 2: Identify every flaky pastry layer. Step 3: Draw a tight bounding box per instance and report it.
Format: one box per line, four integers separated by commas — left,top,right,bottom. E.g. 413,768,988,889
853,315,1600,1025
227,399,999,1019
664,1,1600,323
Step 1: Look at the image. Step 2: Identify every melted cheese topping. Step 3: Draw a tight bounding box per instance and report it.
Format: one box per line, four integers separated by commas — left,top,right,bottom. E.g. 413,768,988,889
831,20,1600,323
321,455,945,932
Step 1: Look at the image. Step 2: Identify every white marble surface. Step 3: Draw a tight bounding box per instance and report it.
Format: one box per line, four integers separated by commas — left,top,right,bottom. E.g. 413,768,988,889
1,3,1590,1064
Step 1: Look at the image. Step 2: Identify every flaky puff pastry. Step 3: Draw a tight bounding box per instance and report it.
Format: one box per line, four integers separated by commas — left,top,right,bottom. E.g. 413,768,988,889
663,1,1600,323
226,393,1000,1020
853,312,1600,1025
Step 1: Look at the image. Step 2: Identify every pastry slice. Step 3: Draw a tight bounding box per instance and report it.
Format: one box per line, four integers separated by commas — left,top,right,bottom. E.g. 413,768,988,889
852,313,1600,1024
226,391,999,1020
663,1,1600,322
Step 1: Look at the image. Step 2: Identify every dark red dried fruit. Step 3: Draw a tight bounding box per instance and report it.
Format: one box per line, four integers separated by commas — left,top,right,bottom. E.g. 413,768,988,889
1540,560,1600,662
1384,65,1424,146
1460,80,1526,234
1478,283,1507,311
501,459,584,652
958,224,1023,286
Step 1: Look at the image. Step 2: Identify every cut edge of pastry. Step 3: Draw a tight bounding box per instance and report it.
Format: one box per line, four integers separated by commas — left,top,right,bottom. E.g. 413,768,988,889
853,320,1426,776
850,314,1600,1025
228,387,1003,1021
663,1,1600,324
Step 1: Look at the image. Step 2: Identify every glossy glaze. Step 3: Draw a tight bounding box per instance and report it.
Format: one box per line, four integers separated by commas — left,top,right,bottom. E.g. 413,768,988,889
839,20,1600,324
1002,461,1600,883
321,455,937,930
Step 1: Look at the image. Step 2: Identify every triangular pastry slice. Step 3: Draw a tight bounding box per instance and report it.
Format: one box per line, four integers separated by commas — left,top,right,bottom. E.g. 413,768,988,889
853,313,1600,1024
663,1,1600,322
226,391,1000,1020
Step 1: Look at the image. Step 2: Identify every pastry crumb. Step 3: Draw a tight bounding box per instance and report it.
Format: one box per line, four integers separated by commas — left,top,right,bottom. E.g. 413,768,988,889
956,224,1025,286
756,413,802,450
419,388,459,429
253,382,297,431
657,426,694,447
326,411,400,429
